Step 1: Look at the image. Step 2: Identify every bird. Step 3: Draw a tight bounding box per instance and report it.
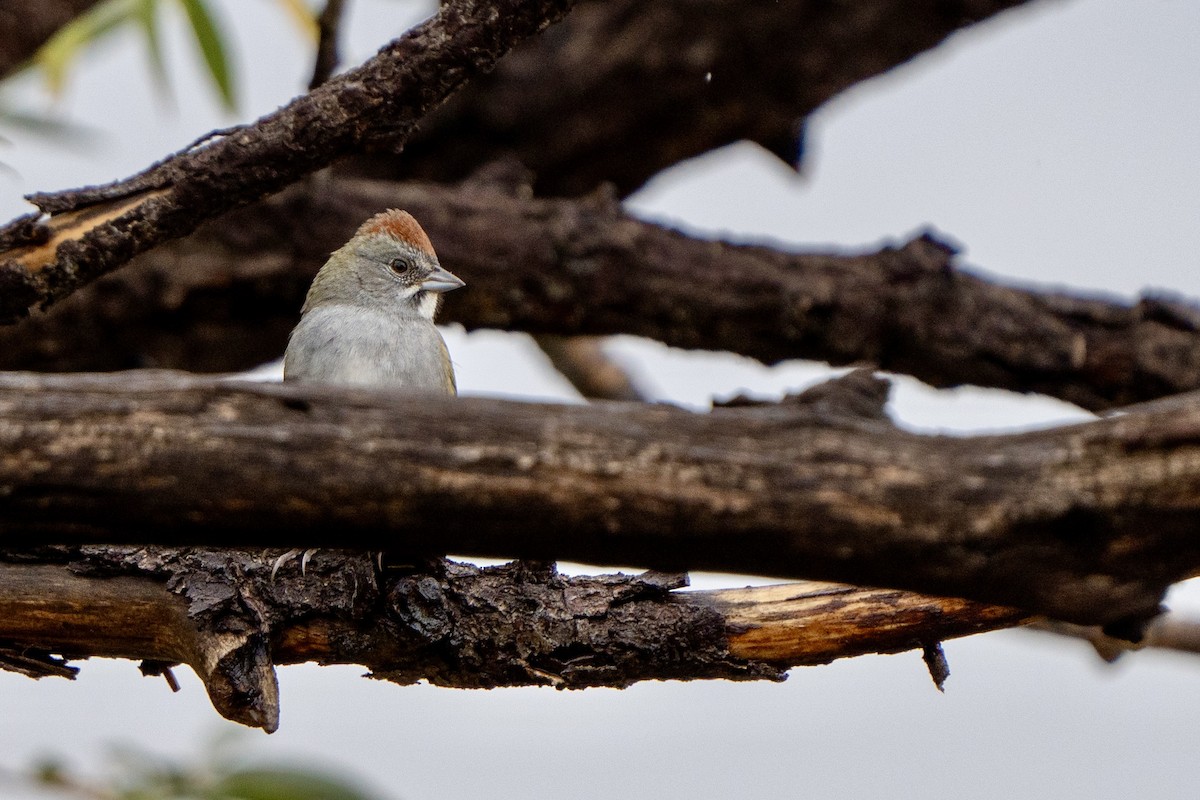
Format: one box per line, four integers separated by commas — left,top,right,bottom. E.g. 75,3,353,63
283,208,465,391
274,209,465,577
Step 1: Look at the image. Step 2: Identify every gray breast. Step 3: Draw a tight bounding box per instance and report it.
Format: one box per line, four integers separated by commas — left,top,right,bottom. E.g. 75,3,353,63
284,306,456,394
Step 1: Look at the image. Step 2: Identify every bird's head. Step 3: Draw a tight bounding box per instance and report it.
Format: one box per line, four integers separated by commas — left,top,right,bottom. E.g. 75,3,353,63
303,209,465,320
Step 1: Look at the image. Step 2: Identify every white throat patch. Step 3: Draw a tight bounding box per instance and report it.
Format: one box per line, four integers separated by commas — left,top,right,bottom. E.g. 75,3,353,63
415,290,441,320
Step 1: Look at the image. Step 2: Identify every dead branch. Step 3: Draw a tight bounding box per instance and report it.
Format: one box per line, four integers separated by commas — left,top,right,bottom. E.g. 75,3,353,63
0,547,1027,731
0,370,1198,627
4,177,1199,412
0,0,577,323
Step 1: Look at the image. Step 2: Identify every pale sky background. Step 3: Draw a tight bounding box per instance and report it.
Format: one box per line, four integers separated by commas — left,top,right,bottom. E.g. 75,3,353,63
1,0,1199,798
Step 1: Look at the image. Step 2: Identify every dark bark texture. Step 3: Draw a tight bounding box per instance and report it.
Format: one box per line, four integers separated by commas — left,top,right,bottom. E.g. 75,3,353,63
0,370,1197,628
4,178,1198,412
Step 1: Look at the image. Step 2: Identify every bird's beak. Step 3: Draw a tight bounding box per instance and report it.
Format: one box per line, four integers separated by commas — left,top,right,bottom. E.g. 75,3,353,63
422,265,466,293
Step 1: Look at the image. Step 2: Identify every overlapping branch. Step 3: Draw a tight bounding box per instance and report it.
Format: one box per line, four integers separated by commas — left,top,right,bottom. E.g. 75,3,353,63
3,0,1196,732
0,0,1042,325
1,370,1198,628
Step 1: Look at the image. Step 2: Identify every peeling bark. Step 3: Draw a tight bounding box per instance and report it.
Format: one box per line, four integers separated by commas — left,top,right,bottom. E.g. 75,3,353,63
0,547,1026,731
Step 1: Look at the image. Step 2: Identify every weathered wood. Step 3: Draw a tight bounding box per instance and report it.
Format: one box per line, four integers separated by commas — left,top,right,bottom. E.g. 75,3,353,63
0,371,1197,627
0,548,1027,731
5,178,1199,412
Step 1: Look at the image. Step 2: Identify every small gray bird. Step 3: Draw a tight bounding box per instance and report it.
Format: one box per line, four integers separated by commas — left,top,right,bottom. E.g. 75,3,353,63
274,209,464,577
284,208,464,392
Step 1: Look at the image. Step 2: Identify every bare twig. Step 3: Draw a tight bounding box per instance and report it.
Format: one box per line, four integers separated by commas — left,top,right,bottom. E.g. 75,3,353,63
1030,612,1200,662
308,0,348,90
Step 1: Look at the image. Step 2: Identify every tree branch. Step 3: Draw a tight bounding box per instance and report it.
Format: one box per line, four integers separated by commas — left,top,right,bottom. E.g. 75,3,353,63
358,0,1037,196
4,177,1199,411
308,0,347,90
532,335,647,401
0,547,1027,731
0,0,577,323
1029,613,1200,662
0,370,1198,627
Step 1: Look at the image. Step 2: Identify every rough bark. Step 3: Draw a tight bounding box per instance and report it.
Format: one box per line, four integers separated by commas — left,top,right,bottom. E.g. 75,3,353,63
0,370,1198,629
0,0,577,323
0,547,1027,731
357,0,1037,196
0,0,104,78
5,177,1200,412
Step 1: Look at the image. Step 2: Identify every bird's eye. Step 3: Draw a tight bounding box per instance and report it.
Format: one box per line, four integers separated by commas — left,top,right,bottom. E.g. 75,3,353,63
389,257,414,276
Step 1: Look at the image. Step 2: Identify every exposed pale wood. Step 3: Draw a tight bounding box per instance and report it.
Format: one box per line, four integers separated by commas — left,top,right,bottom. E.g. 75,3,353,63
702,583,1028,664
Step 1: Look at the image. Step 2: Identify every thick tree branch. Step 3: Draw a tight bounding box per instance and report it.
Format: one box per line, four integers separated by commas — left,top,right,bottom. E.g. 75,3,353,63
0,548,1027,731
0,0,577,323
4,177,1199,411
0,371,1199,627
359,0,1038,196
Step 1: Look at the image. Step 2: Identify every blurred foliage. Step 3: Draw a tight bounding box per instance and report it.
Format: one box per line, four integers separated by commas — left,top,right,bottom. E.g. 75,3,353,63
28,0,318,112
0,0,318,165
24,736,389,800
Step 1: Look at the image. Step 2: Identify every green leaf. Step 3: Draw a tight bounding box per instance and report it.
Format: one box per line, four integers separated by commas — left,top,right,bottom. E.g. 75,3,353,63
212,767,381,800
0,107,94,142
33,0,142,96
133,0,170,98
177,0,236,111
